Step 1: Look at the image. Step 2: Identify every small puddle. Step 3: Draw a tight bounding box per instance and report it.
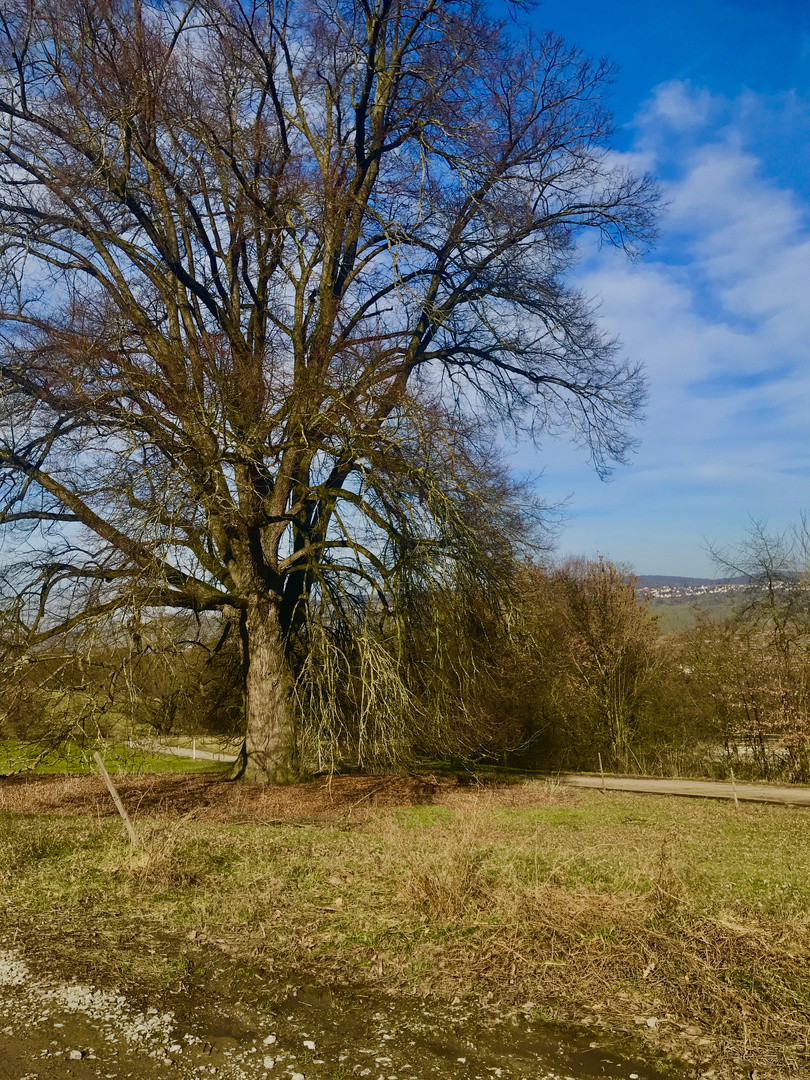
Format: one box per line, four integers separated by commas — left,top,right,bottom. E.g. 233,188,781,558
277,985,681,1080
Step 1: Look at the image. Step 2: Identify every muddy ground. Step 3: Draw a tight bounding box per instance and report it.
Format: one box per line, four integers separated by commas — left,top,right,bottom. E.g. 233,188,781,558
0,939,682,1080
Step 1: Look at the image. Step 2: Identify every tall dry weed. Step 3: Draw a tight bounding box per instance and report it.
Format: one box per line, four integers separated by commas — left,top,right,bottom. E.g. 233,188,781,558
409,846,492,920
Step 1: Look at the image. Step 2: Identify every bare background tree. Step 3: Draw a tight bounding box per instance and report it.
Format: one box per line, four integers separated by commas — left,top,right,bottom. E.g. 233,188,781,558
680,519,810,783
513,558,661,772
0,0,656,781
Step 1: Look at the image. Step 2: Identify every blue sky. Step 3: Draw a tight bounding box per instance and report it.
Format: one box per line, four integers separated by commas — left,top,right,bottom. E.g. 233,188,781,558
506,0,810,576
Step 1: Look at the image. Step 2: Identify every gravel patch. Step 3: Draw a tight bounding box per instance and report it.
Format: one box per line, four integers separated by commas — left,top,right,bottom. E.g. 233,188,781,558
0,949,679,1080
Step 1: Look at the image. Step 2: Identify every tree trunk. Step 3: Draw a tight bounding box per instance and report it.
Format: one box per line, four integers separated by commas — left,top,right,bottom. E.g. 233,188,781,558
232,597,300,784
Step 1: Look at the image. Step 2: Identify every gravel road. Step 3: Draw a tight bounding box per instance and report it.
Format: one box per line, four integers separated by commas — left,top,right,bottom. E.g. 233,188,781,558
562,774,810,805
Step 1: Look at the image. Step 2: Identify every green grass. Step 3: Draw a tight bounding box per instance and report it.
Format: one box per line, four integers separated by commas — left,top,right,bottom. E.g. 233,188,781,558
648,592,741,634
1,784,809,1078
0,739,225,776
5,788,810,924
142,733,241,753
483,795,810,915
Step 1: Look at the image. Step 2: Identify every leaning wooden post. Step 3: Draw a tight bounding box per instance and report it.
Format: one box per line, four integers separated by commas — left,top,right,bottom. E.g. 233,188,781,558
598,752,606,793
93,751,139,846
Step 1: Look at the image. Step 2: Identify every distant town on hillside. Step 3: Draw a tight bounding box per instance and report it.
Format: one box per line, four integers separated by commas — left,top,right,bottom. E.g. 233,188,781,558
635,576,747,599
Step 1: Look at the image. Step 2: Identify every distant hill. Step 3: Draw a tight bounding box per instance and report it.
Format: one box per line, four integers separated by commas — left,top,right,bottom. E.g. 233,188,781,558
639,577,747,634
636,575,743,588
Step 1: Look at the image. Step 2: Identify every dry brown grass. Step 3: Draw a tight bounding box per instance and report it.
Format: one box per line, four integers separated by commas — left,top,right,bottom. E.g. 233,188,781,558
0,773,527,820
0,770,564,821
367,799,810,1077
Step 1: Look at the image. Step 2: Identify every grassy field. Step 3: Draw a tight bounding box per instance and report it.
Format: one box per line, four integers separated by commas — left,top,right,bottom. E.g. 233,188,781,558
648,592,741,634
0,739,224,775
1,776,809,1077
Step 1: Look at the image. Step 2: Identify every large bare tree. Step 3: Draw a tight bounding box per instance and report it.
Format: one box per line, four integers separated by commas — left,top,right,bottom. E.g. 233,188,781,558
0,0,656,781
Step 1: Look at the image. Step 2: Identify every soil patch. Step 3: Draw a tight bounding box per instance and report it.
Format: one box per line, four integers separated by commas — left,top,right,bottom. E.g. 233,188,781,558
0,942,685,1080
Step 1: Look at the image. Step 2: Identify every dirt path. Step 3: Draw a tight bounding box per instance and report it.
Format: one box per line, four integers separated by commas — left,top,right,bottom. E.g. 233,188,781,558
562,773,810,805
0,947,683,1080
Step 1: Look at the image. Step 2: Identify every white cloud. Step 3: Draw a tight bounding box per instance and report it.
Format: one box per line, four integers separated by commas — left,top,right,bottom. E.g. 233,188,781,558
524,80,810,574
640,80,715,132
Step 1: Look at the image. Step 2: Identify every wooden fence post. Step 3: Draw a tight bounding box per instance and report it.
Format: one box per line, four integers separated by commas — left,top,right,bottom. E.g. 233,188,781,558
93,752,139,846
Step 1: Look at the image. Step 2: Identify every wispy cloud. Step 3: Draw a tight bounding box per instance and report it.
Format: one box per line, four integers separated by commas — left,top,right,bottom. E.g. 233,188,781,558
639,81,715,132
